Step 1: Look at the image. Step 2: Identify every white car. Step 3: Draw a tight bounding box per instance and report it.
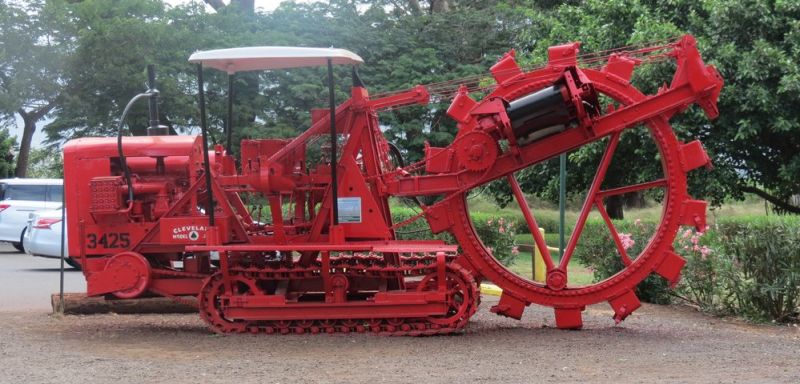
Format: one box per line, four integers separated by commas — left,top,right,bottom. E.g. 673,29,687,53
0,178,63,252
24,209,79,269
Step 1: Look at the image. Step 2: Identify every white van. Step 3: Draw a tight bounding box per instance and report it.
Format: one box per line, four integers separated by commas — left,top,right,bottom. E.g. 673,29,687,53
0,178,63,251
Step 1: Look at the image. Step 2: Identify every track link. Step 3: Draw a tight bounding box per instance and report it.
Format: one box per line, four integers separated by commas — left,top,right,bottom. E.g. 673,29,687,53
198,254,478,336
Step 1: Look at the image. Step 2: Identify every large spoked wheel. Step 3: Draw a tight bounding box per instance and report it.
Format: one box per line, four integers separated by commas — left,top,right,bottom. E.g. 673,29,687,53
198,273,261,334
450,69,695,328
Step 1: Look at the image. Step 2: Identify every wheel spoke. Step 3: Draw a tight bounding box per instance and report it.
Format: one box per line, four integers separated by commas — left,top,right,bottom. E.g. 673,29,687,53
598,178,666,198
506,174,555,271
594,198,632,266
558,132,621,271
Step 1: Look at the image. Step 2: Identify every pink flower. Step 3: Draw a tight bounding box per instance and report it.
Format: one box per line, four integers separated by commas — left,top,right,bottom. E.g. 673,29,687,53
511,246,520,256
682,229,692,239
487,219,493,225
691,236,699,245
700,246,711,260
499,226,505,234
619,233,635,250
498,217,505,225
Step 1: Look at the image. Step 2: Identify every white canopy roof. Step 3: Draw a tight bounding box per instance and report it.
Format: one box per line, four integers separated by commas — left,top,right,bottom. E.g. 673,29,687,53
188,46,363,73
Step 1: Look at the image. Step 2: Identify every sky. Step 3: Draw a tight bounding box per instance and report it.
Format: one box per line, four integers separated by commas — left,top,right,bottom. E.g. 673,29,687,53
163,0,308,12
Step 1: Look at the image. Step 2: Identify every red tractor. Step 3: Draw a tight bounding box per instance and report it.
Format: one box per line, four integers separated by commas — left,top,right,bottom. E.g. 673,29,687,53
63,36,722,334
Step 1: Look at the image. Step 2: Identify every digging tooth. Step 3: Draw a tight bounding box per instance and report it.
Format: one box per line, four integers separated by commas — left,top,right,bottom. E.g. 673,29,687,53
608,290,641,324
681,199,708,231
679,140,712,172
490,292,527,320
654,251,687,288
446,86,478,124
554,307,585,330
489,50,522,84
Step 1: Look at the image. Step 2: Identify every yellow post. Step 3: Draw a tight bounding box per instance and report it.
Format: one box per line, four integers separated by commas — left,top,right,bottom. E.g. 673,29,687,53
533,227,546,282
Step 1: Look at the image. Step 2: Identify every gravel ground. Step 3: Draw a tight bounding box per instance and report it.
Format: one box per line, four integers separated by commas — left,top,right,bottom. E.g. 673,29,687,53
1,298,798,384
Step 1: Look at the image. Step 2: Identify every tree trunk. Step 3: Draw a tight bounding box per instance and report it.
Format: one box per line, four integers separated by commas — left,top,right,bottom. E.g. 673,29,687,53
407,0,423,15
605,195,625,219
15,112,36,178
740,185,800,214
624,191,646,209
15,102,56,178
430,0,450,13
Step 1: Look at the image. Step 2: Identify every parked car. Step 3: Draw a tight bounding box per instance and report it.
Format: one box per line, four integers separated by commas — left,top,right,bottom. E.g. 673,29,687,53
0,178,63,252
23,209,79,269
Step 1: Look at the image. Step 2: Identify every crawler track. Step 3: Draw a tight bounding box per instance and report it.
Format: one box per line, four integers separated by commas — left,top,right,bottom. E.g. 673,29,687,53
198,255,479,335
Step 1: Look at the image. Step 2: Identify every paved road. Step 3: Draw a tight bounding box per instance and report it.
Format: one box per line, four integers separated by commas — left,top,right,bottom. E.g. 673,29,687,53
0,243,85,311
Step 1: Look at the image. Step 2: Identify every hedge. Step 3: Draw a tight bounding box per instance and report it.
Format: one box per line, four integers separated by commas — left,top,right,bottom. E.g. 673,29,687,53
575,215,800,322
391,206,520,265
391,203,800,323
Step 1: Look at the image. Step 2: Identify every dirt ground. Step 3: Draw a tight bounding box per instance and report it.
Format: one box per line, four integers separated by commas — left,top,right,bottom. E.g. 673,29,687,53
1,297,798,384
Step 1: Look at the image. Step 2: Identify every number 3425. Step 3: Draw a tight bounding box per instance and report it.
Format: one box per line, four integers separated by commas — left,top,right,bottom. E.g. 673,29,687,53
86,233,130,249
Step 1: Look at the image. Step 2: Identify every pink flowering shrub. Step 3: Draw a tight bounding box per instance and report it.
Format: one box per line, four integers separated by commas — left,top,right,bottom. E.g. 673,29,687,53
475,215,519,265
619,233,635,250
711,217,800,322
574,219,672,303
674,225,728,312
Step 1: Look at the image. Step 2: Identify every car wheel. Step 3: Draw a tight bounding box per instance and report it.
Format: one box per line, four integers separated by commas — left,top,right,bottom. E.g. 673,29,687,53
65,257,82,271
13,228,26,253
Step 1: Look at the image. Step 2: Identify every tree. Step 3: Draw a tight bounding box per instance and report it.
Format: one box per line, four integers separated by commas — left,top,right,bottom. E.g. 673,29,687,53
26,147,62,178
45,0,214,142
203,0,254,13
0,1,69,177
500,0,800,216
486,0,681,218
678,0,800,213
0,127,17,178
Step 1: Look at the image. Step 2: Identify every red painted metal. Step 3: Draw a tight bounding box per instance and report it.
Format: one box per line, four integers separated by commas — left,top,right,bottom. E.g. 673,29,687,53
64,35,722,334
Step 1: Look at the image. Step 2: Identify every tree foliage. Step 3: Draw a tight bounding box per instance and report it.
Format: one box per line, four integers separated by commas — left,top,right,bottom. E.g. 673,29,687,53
0,0,69,176
0,0,797,214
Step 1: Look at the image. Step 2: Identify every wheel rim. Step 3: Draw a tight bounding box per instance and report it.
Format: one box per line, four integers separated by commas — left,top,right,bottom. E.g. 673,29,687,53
449,69,690,324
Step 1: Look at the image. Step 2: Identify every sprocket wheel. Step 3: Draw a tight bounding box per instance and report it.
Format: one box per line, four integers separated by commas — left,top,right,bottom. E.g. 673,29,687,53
455,131,498,171
198,272,262,334
415,263,478,327
449,67,705,329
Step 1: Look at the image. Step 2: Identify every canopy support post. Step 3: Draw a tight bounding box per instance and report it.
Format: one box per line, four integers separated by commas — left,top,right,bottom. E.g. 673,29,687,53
196,64,215,227
328,58,338,226
226,73,234,155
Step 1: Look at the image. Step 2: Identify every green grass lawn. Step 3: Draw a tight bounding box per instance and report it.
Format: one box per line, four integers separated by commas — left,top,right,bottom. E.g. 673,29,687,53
503,199,769,288
506,250,595,286
514,232,561,245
